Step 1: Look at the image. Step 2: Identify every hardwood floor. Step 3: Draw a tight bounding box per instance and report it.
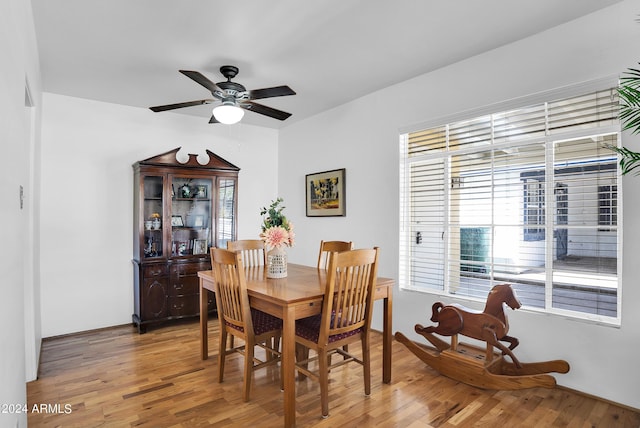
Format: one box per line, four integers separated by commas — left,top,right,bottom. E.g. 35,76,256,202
28,320,640,427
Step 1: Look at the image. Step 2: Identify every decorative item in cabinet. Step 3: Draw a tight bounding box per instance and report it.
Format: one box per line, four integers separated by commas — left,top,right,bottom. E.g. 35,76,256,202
142,176,164,258
132,147,239,333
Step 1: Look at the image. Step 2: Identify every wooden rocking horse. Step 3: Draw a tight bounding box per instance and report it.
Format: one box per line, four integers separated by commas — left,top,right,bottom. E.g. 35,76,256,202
395,284,570,390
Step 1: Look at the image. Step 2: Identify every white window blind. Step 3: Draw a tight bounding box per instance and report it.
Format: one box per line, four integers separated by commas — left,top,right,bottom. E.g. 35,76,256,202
400,88,621,323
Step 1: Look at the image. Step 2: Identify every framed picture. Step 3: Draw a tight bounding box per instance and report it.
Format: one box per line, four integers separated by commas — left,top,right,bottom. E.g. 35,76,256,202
196,185,207,199
305,168,346,217
193,239,208,255
171,215,184,227
186,214,206,228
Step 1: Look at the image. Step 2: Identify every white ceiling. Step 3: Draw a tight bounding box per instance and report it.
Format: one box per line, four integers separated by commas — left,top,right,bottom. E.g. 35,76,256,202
31,0,622,129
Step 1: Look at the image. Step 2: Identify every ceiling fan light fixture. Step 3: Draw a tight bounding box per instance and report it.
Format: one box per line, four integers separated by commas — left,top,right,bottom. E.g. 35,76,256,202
150,67,294,124
212,102,244,124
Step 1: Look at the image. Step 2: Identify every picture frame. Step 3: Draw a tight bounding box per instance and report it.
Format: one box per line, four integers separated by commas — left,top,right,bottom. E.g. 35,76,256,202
196,184,207,199
193,239,208,255
186,214,206,228
171,215,184,227
305,168,346,217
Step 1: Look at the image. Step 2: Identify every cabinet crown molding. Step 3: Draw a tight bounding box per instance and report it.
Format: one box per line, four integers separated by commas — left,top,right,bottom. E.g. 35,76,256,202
136,147,240,171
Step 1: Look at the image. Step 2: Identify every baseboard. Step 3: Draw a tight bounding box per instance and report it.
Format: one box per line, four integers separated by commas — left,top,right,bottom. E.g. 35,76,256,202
41,323,135,342
556,384,640,413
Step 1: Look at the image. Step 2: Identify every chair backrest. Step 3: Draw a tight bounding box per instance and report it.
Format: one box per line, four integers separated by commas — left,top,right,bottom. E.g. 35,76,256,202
318,247,379,345
227,239,267,267
317,240,353,269
210,247,253,335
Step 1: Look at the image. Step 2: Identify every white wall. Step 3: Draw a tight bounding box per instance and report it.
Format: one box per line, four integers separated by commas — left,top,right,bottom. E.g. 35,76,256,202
0,0,42,427
278,0,640,409
39,94,279,337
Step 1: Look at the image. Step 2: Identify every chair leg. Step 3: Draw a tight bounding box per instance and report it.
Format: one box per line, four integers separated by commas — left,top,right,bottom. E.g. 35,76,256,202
318,347,330,418
362,335,371,396
243,341,254,402
270,333,281,361
218,329,228,383
295,343,310,381
280,349,284,392
269,333,283,391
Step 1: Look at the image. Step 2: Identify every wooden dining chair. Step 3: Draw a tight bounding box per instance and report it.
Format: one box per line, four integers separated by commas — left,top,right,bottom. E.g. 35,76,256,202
227,239,267,267
226,240,272,351
295,247,379,418
210,247,282,402
317,240,355,356
316,240,353,269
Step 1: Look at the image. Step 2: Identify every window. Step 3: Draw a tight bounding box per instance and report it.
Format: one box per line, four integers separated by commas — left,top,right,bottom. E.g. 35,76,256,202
523,177,545,241
598,185,617,229
400,87,621,323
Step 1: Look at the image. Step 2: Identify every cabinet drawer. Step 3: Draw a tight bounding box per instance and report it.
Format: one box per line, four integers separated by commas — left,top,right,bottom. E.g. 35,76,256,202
171,261,210,277
169,275,199,296
168,295,198,317
143,264,168,277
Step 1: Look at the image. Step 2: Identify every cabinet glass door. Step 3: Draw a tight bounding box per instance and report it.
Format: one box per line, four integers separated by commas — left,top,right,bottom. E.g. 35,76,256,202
143,176,164,258
170,176,213,257
217,178,236,249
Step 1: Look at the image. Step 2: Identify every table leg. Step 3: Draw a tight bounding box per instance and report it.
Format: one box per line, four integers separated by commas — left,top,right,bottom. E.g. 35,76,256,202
383,294,392,383
200,280,209,360
282,306,296,428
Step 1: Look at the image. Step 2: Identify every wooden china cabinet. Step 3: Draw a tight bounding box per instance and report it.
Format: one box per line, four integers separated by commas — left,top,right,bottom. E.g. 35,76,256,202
132,147,239,333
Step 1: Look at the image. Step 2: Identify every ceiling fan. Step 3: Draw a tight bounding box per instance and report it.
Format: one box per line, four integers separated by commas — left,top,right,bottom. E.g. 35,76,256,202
149,65,296,124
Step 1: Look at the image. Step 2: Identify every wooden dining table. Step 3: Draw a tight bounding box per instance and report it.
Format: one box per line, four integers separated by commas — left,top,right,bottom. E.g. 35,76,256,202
198,263,394,428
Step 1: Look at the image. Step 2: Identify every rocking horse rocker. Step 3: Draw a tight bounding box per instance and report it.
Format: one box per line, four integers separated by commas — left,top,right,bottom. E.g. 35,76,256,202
395,284,570,390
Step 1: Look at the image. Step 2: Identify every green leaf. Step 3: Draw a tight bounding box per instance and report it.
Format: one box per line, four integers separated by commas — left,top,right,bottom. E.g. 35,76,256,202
618,65,640,135
605,144,640,175
605,64,640,174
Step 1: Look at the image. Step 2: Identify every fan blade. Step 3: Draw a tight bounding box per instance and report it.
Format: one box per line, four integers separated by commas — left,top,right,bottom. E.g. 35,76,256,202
149,99,213,112
249,85,296,100
208,114,220,124
241,101,292,121
179,70,223,94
